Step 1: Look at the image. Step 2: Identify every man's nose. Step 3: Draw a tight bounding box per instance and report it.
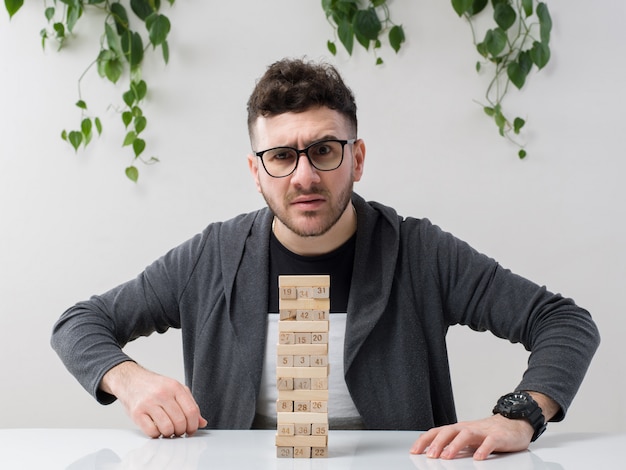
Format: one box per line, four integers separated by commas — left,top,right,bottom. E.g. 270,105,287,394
291,153,320,186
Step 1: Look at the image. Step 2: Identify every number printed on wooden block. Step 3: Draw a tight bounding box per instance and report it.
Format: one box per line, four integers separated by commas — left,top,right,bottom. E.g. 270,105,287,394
276,275,330,459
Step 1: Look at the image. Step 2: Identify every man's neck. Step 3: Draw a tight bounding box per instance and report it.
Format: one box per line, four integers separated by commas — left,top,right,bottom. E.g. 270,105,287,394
273,203,357,256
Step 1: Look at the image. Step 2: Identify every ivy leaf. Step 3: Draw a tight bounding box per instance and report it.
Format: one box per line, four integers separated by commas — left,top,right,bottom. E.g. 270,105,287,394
507,61,526,89
75,100,87,110
494,3,516,31
146,13,171,47
468,0,488,15
44,7,55,22
521,0,533,17
103,57,123,83
110,2,129,35
337,18,354,55
130,0,160,21
125,165,139,182
122,111,133,128
353,8,381,41
133,138,146,157
134,115,147,134
95,117,102,135
123,131,137,146
81,118,92,139
483,28,507,58
132,80,148,101
105,23,123,57
513,117,525,134
518,149,527,159
451,0,473,17
123,89,136,107
389,25,405,53
68,130,83,151
131,31,145,67
537,3,552,43
530,41,550,69
161,40,169,64
5,0,24,19
327,40,337,56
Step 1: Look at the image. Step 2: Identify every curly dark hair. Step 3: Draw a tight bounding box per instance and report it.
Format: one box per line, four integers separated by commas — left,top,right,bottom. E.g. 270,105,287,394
246,58,358,140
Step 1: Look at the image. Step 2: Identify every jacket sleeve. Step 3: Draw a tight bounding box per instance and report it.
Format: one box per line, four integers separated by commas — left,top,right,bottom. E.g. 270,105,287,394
50,226,213,404
422,219,600,421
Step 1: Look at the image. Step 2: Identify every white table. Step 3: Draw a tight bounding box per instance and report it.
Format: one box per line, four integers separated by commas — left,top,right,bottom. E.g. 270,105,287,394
0,429,623,469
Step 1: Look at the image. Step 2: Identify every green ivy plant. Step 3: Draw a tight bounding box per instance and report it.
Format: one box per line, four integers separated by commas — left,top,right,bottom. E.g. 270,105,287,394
4,0,552,182
324,0,551,159
322,0,406,65
5,0,173,182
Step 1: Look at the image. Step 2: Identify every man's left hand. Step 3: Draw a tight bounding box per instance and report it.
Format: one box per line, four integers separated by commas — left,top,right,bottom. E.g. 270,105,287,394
409,414,534,460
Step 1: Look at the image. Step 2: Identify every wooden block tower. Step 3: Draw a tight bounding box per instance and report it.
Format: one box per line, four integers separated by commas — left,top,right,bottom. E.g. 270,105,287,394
276,275,330,459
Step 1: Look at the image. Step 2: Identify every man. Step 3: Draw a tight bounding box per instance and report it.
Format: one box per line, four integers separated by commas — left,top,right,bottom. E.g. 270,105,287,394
51,58,600,460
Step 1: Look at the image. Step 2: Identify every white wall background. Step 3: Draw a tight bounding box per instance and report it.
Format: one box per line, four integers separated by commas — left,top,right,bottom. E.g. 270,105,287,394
1,1,624,432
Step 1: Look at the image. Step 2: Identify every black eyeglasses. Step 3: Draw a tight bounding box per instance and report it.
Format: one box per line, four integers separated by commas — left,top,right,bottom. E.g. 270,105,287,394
254,139,356,178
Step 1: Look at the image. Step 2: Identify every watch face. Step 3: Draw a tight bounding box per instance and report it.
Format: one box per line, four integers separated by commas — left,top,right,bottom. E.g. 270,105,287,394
502,393,528,409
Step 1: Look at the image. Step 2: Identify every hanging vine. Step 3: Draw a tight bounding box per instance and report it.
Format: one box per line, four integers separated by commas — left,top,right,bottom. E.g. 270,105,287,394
4,0,552,182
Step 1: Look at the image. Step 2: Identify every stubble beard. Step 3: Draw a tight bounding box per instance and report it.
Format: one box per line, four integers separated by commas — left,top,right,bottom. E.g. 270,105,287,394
263,182,354,238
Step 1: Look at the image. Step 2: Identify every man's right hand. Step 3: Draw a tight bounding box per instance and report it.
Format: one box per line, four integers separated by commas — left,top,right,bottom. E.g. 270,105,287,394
100,361,208,438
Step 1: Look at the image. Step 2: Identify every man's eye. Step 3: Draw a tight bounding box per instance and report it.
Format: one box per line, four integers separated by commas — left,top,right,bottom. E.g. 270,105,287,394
269,150,294,161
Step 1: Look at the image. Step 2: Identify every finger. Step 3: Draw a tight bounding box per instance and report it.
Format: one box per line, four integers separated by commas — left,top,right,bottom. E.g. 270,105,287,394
472,435,499,461
135,412,162,439
149,405,178,438
409,430,436,455
161,400,189,437
175,387,204,436
424,427,460,459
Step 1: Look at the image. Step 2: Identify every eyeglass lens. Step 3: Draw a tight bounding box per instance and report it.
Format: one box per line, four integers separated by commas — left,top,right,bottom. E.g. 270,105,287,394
261,140,346,177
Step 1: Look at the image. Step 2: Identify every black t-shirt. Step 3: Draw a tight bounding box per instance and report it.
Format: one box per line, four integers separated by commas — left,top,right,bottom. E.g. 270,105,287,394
268,231,355,313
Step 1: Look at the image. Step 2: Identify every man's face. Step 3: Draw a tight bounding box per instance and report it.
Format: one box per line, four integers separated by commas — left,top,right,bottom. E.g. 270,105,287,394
248,106,364,238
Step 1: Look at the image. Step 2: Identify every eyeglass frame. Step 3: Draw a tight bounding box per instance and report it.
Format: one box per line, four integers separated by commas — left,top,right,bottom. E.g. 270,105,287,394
254,138,356,178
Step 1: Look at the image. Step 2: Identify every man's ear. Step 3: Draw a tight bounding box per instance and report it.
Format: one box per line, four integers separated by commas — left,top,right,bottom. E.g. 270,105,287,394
248,153,262,193
352,139,366,182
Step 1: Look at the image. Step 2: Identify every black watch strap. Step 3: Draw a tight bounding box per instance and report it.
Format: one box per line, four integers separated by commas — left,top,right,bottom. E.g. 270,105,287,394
493,391,547,442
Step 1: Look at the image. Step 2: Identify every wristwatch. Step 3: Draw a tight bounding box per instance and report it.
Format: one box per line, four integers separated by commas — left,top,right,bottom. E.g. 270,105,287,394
493,391,547,442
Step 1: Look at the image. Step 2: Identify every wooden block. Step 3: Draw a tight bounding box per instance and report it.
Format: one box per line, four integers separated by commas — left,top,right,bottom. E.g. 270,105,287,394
313,310,328,320
279,309,296,320
294,423,311,435
293,378,310,390
278,275,330,288
311,332,328,344
277,424,295,436
295,332,311,344
278,389,329,401
278,321,329,333
310,355,328,367
276,399,293,412
277,412,328,424
311,286,329,298
276,447,293,458
311,401,328,413
312,446,328,458
296,309,314,321
294,401,310,412
279,287,298,300
279,298,330,311
276,344,327,355
312,423,329,436
294,447,311,459
278,332,294,344
276,366,329,378
277,377,293,390
275,435,327,447
278,355,293,367
311,378,328,390
294,355,310,367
